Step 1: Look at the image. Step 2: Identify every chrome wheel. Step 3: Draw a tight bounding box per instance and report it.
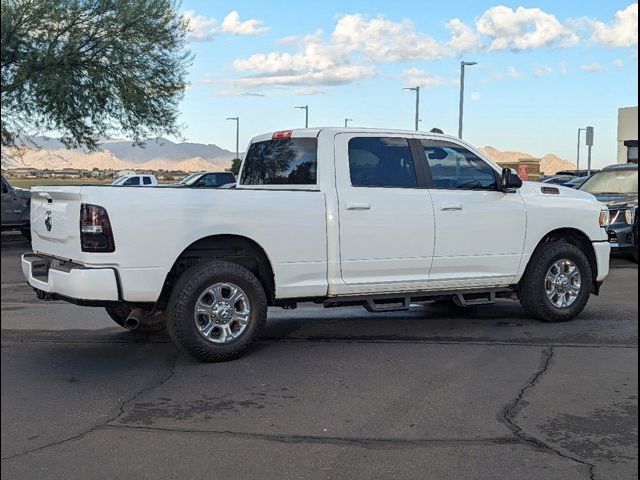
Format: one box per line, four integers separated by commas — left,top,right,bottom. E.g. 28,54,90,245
193,282,250,344
545,259,582,309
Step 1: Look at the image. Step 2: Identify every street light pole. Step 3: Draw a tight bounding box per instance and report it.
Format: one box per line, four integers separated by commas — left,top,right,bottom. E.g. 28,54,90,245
294,105,309,128
458,61,478,139
576,128,586,170
403,87,420,131
226,117,239,160
344,118,352,127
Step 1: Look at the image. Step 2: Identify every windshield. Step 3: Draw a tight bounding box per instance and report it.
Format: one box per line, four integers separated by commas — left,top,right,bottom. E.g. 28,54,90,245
111,176,127,185
580,169,638,195
179,173,203,185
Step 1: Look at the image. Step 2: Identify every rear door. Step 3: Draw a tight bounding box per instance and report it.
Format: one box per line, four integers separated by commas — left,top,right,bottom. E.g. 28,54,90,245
335,134,435,286
418,139,526,285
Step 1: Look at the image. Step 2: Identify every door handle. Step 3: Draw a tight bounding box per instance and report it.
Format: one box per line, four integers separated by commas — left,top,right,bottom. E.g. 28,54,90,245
345,203,371,211
441,203,463,211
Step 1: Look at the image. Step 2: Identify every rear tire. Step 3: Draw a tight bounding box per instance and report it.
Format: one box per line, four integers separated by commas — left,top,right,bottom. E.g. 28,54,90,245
105,306,166,332
166,260,267,362
519,242,592,322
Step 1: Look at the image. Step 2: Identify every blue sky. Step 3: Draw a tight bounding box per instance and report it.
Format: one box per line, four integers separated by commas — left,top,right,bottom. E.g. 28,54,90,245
178,1,638,168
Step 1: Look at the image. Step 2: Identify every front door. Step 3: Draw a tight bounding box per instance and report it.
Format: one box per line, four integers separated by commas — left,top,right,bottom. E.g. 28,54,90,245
335,134,435,288
418,139,527,286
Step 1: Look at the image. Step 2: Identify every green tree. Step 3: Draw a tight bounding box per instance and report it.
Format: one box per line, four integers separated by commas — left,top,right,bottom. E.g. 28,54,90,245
1,0,192,149
230,158,242,176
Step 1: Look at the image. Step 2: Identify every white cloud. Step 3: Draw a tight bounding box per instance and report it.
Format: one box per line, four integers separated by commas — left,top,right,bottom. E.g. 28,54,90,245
476,6,579,51
533,65,553,77
470,92,482,101
220,11,269,36
401,68,450,88
589,3,638,47
580,62,604,73
184,10,217,41
507,66,523,78
612,58,625,68
444,18,479,54
332,14,445,61
184,10,268,41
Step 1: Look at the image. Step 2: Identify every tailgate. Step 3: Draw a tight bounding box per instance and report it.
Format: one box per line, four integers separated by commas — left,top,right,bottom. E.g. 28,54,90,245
30,186,83,260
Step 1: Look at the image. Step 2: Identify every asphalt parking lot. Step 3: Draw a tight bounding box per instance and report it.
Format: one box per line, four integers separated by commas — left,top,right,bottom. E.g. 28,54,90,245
1,232,637,480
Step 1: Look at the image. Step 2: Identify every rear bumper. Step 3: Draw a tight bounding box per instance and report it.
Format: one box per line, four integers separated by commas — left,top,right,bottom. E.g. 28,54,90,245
592,241,611,282
21,253,119,302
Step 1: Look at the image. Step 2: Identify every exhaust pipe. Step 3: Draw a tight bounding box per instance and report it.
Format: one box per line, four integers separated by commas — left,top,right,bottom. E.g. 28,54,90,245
124,308,144,330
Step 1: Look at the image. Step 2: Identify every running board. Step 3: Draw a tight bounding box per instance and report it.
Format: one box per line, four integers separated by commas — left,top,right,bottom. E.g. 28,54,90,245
322,287,512,312
364,297,411,313
453,291,496,307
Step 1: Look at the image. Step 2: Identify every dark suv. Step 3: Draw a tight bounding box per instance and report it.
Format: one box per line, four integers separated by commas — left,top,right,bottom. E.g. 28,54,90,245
580,164,638,262
1,174,31,239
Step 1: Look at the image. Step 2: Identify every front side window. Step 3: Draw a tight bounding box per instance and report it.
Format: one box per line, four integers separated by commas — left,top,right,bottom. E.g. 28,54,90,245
348,137,417,188
421,141,498,190
241,138,317,185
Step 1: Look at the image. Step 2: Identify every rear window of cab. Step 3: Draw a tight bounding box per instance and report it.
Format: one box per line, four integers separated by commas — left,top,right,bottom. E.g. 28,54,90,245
240,138,317,185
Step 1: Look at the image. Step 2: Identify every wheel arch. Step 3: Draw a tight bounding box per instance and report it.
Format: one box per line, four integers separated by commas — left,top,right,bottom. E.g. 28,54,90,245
157,234,276,308
524,227,599,288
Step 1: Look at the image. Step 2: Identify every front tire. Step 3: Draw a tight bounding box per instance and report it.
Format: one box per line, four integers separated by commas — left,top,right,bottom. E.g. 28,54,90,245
520,242,593,322
166,261,267,362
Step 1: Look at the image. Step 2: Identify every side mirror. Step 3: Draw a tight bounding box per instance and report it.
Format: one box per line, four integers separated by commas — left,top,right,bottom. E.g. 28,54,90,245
500,168,523,192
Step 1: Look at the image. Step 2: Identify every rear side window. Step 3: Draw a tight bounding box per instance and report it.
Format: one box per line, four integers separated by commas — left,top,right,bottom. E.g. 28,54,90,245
143,176,152,185
348,137,417,188
241,138,317,185
123,177,140,186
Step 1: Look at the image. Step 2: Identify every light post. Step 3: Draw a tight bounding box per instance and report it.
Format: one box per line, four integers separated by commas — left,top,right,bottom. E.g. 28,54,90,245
576,127,586,170
294,105,309,128
458,61,477,139
226,117,239,160
403,86,420,131
344,118,352,127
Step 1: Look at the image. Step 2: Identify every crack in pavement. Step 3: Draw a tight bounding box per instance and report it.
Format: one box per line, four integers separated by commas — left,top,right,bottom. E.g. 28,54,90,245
103,424,532,449
501,346,597,480
0,352,178,462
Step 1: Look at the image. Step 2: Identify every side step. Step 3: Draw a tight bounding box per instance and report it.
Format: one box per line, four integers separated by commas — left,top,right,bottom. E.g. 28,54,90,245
453,291,496,307
364,297,411,313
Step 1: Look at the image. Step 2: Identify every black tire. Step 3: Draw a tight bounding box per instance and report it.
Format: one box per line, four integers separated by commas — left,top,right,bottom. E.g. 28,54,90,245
105,306,166,332
166,260,267,362
520,242,593,322
20,227,31,241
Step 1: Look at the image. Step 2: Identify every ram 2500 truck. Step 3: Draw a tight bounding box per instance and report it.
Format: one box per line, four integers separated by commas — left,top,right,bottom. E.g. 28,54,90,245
22,128,611,361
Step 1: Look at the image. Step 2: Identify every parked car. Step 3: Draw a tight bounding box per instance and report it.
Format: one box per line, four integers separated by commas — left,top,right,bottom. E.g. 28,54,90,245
177,172,236,188
579,163,638,262
1,174,31,239
556,169,600,178
22,128,611,362
111,174,158,186
542,175,575,186
564,176,590,189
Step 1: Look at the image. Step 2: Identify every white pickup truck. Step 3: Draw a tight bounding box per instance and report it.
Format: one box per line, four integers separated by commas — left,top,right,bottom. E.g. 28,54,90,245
23,128,611,361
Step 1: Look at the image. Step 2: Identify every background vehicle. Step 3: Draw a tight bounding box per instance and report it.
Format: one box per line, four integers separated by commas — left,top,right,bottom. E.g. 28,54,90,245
111,174,158,186
556,169,600,178
1,174,31,239
564,176,591,189
177,172,236,188
542,175,575,186
22,128,611,362
580,164,638,262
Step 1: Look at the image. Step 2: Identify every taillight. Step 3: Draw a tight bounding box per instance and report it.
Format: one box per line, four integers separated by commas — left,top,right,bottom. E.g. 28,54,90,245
80,204,115,252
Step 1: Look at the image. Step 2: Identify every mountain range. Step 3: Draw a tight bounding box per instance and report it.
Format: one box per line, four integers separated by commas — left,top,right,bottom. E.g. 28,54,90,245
0,136,576,175
1,137,236,172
